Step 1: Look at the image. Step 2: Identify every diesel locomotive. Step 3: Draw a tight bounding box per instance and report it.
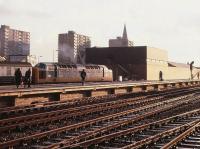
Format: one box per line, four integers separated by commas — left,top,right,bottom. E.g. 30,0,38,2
0,62,113,84
32,62,113,83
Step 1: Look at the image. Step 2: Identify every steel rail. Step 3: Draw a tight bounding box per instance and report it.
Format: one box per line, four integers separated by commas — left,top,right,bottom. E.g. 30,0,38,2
161,121,200,149
69,100,200,148
45,96,200,149
0,86,191,118
121,120,200,149
0,88,193,131
0,85,196,116
0,93,195,148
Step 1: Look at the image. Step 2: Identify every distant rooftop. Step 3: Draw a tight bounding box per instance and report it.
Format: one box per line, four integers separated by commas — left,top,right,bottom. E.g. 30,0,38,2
168,61,189,68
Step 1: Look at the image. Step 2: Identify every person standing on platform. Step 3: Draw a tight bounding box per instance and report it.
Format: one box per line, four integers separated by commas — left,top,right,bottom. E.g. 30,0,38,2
24,68,31,88
190,61,194,79
80,69,86,86
159,71,163,81
15,68,22,88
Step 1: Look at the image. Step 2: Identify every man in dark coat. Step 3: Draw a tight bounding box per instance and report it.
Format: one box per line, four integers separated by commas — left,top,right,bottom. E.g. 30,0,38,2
80,69,86,86
24,68,31,88
15,68,22,88
159,71,163,81
190,61,194,79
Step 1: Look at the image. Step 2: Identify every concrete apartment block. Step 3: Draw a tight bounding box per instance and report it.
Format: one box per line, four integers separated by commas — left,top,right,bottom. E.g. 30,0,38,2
0,25,30,61
58,31,91,64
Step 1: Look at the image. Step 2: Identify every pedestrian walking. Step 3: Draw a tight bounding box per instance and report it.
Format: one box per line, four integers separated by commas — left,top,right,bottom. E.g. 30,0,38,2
80,69,86,86
24,68,31,88
14,68,22,88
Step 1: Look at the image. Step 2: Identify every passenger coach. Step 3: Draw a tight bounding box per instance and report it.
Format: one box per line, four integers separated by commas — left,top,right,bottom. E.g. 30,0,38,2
0,62,32,84
32,62,113,83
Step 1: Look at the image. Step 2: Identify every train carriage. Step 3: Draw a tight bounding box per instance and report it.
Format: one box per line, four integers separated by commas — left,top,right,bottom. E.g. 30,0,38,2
0,62,32,84
32,62,113,84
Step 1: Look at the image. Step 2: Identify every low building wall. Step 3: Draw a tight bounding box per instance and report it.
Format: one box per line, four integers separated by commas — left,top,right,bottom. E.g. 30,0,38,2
147,62,200,80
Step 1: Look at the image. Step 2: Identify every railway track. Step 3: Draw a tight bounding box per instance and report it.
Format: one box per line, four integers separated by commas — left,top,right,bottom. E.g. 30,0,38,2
0,91,194,139
0,89,192,130
1,86,199,122
1,87,197,130
68,104,200,149
0,86,193,119
161,122,200,149
0,86,200,148
147,110,200,149
0,90,157,119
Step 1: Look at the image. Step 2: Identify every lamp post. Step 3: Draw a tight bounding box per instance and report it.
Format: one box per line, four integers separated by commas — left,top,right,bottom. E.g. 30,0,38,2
53,50,55,63
38,56,42,63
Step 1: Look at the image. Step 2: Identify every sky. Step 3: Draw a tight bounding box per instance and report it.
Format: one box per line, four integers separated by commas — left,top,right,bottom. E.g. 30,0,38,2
0,0,199,66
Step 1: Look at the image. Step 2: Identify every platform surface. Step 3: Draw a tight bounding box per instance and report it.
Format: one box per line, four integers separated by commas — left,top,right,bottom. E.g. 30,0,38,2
0,79,195,93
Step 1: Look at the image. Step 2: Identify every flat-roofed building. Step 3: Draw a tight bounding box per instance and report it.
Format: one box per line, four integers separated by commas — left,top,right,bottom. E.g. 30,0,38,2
86,46,200,81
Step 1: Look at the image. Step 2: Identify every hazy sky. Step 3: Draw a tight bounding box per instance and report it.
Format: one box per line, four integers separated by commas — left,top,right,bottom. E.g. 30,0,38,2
0,0,199,65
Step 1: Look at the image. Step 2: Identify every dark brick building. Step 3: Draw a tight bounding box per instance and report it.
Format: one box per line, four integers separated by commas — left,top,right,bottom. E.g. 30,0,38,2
86,46,168,81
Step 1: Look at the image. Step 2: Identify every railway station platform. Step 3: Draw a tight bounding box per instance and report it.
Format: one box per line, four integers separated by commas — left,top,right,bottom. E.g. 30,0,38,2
0,80,200,108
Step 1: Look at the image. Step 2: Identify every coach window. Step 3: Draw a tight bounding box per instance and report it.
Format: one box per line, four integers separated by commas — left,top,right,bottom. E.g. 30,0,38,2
7,66,11,76
39,71,46,79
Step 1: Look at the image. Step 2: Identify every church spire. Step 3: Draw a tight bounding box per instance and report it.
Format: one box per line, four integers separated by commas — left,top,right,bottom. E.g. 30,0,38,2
122,24,128,39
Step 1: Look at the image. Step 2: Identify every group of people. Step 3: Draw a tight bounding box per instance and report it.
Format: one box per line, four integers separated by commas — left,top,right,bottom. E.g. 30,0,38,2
15,68,31,88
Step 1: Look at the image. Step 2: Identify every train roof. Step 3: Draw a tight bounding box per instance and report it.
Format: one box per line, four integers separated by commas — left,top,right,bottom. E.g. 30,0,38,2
35,62,77,68
0,61,32,66
35,62,108,69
